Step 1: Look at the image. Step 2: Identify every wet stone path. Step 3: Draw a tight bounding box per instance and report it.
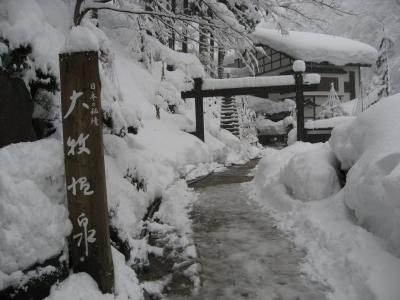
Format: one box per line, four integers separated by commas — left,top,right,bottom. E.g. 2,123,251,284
170,160,327,300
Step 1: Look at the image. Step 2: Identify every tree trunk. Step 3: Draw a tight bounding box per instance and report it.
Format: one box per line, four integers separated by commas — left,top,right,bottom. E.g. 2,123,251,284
199,25,208,67
182,0,189,53
209,33,215,77
217,47,225,79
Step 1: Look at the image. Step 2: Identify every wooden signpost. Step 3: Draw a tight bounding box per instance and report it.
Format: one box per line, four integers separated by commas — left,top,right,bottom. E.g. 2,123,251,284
59,51,114,293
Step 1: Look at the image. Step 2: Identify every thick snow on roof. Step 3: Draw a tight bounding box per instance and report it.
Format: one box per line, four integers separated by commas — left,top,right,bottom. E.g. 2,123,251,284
251,28,378,66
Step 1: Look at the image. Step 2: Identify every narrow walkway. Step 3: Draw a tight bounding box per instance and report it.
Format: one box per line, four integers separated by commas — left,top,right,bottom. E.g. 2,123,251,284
171,160,327,300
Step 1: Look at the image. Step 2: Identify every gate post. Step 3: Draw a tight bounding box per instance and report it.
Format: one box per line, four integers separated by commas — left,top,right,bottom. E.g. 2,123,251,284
194,78,205,142
59,51,114,293
294,61,306,142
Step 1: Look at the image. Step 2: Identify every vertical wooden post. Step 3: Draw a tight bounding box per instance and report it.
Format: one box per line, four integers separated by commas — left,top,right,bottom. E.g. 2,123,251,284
294,71,305,142
194,78,205,142
59,51,114,294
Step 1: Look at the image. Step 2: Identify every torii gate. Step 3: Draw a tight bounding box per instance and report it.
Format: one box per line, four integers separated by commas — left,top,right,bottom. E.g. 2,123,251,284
181,62,321,143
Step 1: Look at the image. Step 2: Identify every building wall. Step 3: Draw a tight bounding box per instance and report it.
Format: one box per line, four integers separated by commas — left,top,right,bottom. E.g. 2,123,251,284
247,46,362,120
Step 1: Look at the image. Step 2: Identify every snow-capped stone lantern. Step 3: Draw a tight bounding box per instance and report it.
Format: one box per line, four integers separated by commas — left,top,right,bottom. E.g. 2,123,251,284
293,60,306,141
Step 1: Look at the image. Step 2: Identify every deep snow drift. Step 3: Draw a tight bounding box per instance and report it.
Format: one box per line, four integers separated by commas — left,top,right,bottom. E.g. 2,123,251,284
251,94,400,300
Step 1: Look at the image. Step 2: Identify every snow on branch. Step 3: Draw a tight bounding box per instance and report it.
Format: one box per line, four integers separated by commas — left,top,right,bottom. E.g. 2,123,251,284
78,0,236,30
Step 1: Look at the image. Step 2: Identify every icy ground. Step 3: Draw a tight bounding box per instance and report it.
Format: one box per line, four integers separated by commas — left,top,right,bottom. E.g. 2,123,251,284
170,161,327,300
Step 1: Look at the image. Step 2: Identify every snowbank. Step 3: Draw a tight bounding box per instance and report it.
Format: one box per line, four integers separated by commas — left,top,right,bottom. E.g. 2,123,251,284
330,93,400,256
0,140,70,276
44,248,143,300
251,28,377,66
251,142,400,300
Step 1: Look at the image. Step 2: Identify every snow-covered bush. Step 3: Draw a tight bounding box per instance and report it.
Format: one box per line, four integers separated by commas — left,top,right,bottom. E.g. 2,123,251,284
247,97,295,118
255,116,295,135
0,140,71,276
330,93,400,256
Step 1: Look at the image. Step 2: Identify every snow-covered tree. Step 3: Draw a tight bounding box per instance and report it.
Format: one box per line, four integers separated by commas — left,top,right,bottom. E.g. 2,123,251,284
319,83,348,119
73,0,345,72
368,26,393,106
237,96,258,143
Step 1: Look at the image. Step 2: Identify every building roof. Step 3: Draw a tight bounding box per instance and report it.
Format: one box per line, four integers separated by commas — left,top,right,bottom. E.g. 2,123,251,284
251,28,378,66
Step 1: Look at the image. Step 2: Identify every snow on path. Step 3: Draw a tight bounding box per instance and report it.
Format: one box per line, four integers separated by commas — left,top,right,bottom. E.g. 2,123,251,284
170,163,328,300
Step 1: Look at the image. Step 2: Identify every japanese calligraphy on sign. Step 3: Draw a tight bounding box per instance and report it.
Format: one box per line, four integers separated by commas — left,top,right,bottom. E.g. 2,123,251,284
67,133,90,156
73,213,96,257
59,51,114,293
90,82,100,126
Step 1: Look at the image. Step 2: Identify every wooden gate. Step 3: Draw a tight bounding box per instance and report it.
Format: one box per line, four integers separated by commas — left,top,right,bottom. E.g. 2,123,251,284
181,67,320,143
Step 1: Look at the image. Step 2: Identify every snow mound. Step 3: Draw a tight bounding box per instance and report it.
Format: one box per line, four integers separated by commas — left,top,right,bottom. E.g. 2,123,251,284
251,142,400,300
44,248,143,300
44,273,113,300
330,93,400,255
0,140,71,276
281,144,341,201
251,28,377,66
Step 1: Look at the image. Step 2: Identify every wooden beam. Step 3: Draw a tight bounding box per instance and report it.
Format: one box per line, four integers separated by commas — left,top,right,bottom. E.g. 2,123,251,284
181,84,319,99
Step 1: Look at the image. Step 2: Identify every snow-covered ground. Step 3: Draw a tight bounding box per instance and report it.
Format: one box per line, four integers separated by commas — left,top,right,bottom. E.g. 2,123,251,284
251,94,400,300
184,169,327,300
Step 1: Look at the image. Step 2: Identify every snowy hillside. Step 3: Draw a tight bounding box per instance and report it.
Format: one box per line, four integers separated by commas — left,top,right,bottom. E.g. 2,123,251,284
0,0,260,297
